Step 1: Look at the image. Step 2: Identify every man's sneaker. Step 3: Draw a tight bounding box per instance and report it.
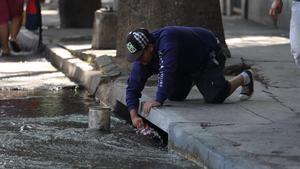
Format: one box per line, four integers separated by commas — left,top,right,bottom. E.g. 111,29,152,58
9,41,21,53
239,69,254,101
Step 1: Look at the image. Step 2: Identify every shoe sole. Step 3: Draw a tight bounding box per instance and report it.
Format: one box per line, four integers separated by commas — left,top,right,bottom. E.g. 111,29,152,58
239,93,253,101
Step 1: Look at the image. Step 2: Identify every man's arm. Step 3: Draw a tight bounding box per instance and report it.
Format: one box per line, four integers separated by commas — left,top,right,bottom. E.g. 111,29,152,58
155,33,178,104
126,62,152,128
130,109,144,128
143,34,178,115
155,47,178,103
269,0,283,19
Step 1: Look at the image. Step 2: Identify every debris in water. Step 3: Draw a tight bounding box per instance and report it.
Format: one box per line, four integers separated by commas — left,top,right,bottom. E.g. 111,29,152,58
135,124,164,146
20,124,34,132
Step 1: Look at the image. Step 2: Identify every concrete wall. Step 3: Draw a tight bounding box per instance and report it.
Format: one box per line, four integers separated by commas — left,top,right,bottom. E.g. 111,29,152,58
247,0,292,30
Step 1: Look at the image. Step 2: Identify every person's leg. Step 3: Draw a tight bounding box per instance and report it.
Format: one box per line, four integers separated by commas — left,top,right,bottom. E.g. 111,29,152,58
232,69,254,100
0,0,10,54
195,62,253,103
168,71,193,101
228,74,244,94
0,24,10,54
290,1,300,68
194,66,231,103
192,43,229,103
9,16,22,52
10,16,22,42
8,0,24,52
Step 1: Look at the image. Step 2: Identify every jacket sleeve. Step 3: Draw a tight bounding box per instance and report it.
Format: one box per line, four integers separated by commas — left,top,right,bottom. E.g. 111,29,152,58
155,35,178,104
126,62,152,112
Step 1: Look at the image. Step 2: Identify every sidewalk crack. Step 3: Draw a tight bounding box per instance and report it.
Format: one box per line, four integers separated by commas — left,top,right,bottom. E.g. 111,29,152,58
173,122,235,129
262,90,299,115
241,105,274,122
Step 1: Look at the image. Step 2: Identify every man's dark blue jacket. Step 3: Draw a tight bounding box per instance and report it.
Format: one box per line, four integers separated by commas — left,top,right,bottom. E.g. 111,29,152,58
126,26,219,111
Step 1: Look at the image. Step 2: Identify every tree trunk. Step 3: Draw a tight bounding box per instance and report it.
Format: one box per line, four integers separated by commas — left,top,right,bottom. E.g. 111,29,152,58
58,0,101,28
116,0,230,59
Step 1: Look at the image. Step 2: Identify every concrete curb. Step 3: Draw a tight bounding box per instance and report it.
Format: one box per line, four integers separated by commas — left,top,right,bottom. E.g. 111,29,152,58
45,45,104,95
19,30,116,96
168,123,271,169
109,77,274,169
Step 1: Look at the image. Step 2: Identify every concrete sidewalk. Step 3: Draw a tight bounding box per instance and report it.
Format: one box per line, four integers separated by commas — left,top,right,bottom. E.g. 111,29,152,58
22,8,300,169
107,18,300,169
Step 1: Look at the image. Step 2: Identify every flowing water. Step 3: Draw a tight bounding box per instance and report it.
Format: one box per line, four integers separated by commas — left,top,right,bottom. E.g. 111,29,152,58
0,89,200,169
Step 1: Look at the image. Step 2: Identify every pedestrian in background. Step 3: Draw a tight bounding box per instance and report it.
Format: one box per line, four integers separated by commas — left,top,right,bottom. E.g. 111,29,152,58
269,0,300,68
125,26,254,128
0,0,24,56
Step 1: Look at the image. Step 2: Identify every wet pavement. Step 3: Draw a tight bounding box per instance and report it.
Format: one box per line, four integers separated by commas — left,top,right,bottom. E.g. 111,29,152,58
0,89,199,169
0,52,200,169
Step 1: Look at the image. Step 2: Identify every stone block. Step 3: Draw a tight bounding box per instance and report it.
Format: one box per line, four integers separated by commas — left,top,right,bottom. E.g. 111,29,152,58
95,55,113,69
88,71,103,94
92,9,117,49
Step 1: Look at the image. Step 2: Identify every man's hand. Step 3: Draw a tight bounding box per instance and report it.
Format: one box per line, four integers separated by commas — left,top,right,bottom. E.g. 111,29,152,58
269,0,283,19
131,116,144,129
130,109,144,128
143,100,161,116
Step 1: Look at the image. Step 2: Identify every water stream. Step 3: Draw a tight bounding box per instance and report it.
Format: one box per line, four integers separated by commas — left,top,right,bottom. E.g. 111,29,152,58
0,89,200,169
